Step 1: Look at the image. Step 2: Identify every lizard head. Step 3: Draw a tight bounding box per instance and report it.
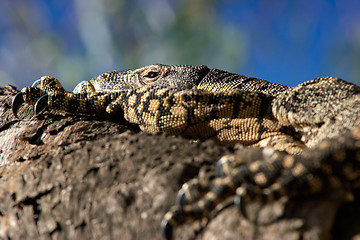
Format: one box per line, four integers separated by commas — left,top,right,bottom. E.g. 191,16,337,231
77,64,211,93
132,64,210,89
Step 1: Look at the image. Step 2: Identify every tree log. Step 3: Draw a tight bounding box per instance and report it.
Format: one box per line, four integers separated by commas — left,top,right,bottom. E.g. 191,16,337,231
0,85,359,240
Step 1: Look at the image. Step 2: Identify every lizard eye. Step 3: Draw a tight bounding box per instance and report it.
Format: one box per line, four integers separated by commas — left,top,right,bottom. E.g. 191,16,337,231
138,66,162,84
145,71,159,79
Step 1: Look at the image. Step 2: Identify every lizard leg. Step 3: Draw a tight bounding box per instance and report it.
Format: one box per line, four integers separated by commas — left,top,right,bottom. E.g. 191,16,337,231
176,153,253,207
161,149,284,240
12,76,124,119
173,147,275,209
176,164,222,207
216,155,241,177
161,165,250,240
162,129,360,240
176,178,210,207
175,153,254,207
216,148,270,177
12,76,68,118
234,130,360,215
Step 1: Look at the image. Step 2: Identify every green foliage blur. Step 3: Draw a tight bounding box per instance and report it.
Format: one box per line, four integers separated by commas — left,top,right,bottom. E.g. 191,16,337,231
0,0,359,90
0,0,244,90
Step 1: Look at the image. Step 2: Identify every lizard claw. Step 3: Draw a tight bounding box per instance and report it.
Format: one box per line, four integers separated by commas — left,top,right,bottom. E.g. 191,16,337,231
12,92,24,119
34,94,49,115
234,192,247,218
215,158,227,177
31,78,42,88
175,188,187,206
160,217,173,240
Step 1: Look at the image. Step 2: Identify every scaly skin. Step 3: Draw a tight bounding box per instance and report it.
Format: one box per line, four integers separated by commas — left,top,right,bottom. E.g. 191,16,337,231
12,64,360,240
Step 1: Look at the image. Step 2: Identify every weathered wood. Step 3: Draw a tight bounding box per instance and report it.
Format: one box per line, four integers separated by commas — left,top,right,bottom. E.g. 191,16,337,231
0,85,358,240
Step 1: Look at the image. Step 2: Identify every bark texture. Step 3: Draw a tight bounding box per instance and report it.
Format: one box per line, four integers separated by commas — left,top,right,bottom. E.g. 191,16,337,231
0,85,359,240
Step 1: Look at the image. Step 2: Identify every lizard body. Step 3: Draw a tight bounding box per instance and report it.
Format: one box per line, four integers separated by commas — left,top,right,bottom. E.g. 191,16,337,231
12,64,360,239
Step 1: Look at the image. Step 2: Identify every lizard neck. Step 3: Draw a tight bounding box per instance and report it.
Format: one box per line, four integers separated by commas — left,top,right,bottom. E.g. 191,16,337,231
197,68,289,96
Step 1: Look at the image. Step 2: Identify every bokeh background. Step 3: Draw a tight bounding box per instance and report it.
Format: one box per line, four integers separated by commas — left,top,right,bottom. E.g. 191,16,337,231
1,0,359,90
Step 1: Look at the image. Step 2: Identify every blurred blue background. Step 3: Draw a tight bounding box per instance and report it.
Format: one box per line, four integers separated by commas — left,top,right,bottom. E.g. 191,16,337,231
1,0,359,90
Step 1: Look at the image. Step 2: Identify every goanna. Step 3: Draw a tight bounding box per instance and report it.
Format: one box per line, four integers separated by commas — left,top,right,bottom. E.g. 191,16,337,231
12,64,360,239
